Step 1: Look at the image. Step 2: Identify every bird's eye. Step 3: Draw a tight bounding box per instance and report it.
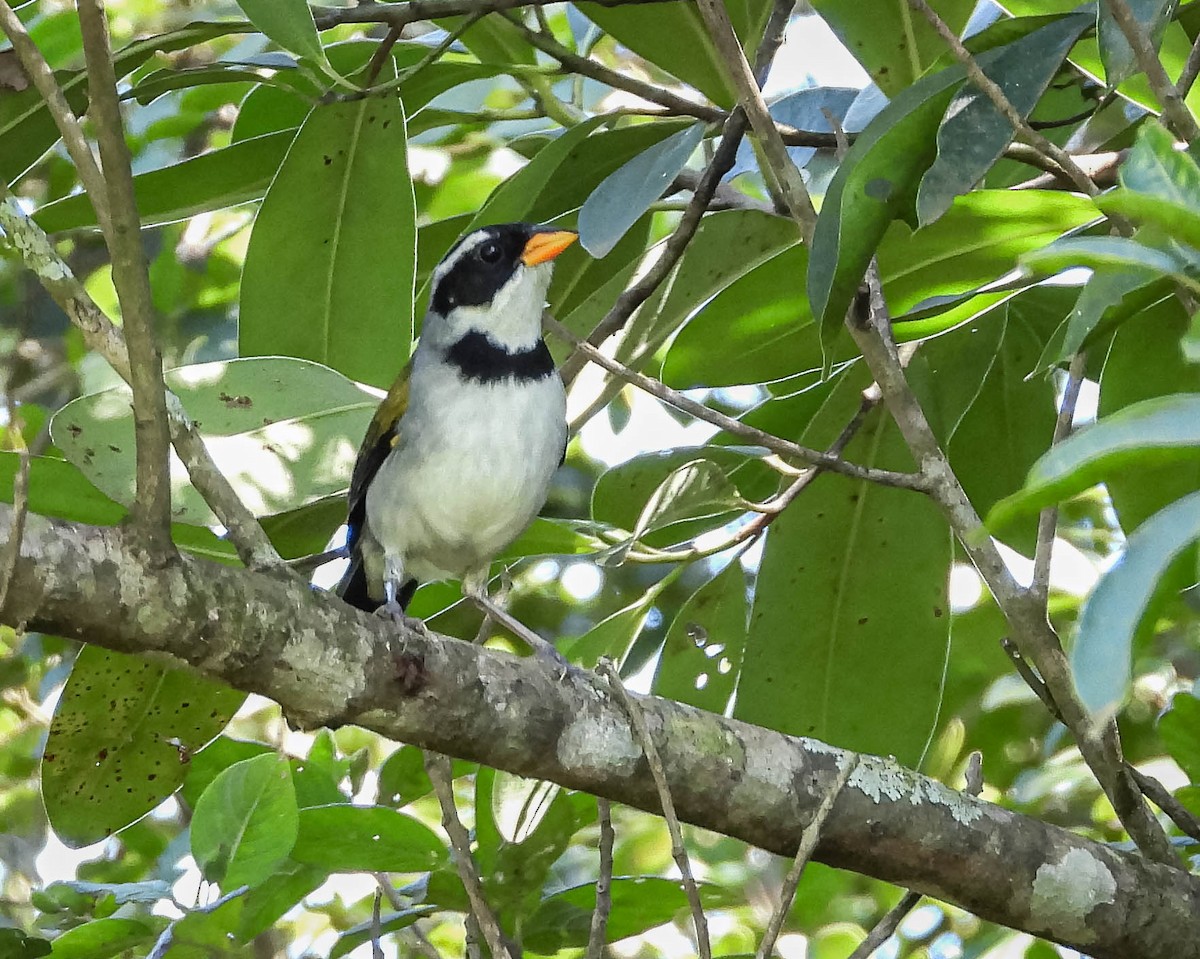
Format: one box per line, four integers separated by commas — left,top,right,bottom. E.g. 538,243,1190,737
477,241,502,264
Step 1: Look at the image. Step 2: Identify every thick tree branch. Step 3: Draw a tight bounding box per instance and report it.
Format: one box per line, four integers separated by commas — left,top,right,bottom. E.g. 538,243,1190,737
77,0,173,551
3,506,1199,959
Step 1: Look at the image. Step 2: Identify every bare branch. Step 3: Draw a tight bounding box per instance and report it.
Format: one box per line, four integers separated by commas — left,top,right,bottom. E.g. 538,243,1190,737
1127,764,1200,843
906,0,1101,196
1102,0,1200,142
756,754,860,959
370,890,384,959
77,0,174,550
1031,352,1087,606
0,192,282,570
599,659,710,959
1180,31,1200,98
545,313,928,490
424,752,514,959
586,799,615,959
695,0,817,241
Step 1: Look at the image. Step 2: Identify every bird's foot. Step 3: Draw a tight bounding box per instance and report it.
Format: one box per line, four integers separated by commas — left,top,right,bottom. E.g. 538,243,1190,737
374,601,429,637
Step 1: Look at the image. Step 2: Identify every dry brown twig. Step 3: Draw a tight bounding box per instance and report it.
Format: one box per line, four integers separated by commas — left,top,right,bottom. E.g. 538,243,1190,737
424,752,514,959
586,798,615,959
756,753,860,959
599,658,711,959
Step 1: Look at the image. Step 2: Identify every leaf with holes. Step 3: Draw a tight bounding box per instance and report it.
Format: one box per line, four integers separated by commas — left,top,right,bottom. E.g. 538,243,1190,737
1072,491,1200,716
653,561,747,714
191,754,298,889
41,647,244,848
239,96,415,388
51,357,376,526
290,805,445,872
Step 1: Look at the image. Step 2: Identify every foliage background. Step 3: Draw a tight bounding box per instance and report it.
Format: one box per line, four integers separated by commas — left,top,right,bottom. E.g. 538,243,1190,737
2,0,1200,956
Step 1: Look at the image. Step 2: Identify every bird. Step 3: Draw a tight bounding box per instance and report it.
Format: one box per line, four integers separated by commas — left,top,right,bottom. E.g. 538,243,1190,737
335,222,576,662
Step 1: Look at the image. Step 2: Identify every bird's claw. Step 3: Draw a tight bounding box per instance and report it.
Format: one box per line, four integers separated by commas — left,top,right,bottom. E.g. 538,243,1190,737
374,601,429,636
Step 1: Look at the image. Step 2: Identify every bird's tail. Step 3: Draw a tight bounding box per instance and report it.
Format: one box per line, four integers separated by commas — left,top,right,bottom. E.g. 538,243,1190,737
335,556,419,613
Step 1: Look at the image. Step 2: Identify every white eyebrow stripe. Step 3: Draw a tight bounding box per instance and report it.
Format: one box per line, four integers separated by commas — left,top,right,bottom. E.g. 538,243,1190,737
431,229,491,289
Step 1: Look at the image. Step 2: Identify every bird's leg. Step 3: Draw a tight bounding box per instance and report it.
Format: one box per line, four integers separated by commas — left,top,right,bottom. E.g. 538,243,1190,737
463,571,568,669
376,554,427,636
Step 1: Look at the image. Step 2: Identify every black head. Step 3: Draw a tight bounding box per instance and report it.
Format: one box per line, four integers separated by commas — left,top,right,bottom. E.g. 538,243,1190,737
429,223,576,317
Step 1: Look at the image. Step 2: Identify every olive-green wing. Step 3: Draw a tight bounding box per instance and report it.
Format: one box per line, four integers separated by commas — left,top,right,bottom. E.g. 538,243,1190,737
345,359,412,555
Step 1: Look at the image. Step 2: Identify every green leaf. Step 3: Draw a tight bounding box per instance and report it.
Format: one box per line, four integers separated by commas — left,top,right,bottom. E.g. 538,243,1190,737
290,804,446,872
191,754,299,889
1160,693,1200,781
562,568,685,670
42,647,244,848
1095,190,1200,252
329,908,436,959
0,453,125,527
239,96,415,388
1057,263,1162,364
234,0,329,71
812,0,975,95
35,131,295,233
669,190,1095,387
990,394,1200,527
1021,235,1191,280
625,459,746,548
181,737,272,811
1072,491,1200,715
574,3,738,106
808,15,1091,345
652,562,747,714
735,370,951,765
1121,120,1200,205
49,919,154,959
916,11,1092,224
1098,0,1177,86
579,122,704,257
524,877,738,952
51,357,376,525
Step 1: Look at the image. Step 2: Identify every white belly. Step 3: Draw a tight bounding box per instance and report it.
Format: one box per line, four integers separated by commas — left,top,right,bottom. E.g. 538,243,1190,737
364,365,566,583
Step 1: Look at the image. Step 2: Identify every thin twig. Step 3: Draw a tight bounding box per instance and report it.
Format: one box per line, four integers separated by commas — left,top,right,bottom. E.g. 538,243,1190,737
1180,31,1200,97
1001,637,1064,722
362,26,402,87
546,314,926,491
558,0,795,383
0,1,111,232
695,0,817,241
0,414,30,613
1127,764,1200,843
78,0,174,551
0,192,282,570
1031,352,1087,606
370,889,384,959
1103,0,1200,142
598,659,710,959
756,754,860,959
586,798,615,959
905,0,1100,196
424,752,513,959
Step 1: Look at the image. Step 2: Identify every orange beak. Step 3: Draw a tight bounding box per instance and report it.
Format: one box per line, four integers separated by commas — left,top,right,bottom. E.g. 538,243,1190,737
521,229,578,266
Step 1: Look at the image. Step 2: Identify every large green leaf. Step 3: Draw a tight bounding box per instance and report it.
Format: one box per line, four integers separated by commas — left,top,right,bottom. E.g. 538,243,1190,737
812,0,976,95
51,357,376,526
1071,490,1200,715
735,369,952,765
1121,118,1200,207
191,753,299,889
574,2,746,106
239,95,415,388
42,647,244,847
652,561,747,714
35,131,295,233
668,190,1096,387
916,11,1093,224
1098,0,1176,86
990,393,1200,528
808,15,1090,346
234,0,329,72
1159,693,1200,781
578,122,704,257
289,804,446,872
49,919,155,959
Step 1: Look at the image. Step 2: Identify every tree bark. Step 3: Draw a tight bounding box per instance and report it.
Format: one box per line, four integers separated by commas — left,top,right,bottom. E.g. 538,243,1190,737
3,504,1198,958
